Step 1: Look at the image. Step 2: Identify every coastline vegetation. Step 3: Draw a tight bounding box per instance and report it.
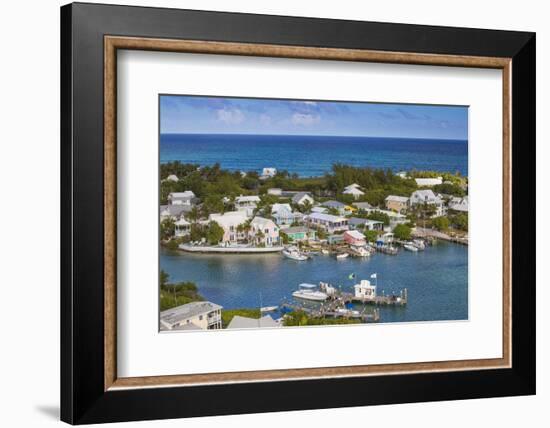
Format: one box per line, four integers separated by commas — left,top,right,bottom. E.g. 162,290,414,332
160,270,203,311
283,310,362,326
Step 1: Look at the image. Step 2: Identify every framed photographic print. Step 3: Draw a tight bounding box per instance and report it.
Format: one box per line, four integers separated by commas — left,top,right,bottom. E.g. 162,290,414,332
60,2,536,424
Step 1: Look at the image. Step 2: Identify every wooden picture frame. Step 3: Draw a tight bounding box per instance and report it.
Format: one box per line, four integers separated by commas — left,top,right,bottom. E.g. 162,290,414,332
61,2,535,424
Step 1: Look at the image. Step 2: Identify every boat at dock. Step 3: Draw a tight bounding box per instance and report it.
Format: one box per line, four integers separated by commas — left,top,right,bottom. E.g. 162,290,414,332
404,243,419,252
292,283,329,302
282,246,309,261
412,239,426,250
336,253,349,260
260,305,278,312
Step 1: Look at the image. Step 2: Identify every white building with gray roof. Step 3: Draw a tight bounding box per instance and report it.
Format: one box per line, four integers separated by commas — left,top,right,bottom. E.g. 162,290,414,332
160,301,223,331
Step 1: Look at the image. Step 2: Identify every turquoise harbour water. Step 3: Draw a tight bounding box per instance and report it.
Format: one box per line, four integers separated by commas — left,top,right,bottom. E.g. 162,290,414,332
160,134,468,177
160,241,468,323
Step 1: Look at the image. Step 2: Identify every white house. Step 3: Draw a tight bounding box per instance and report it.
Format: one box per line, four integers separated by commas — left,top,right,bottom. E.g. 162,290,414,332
305,212,349,233
292,192,314,206
160,204,192,221
343,186,365,200
415,177,443,187
271,203,301,227
168,191,196,205
449,196,469,213
249,216,280,247
235,195,261,217
208,211,249,243
260,167,277,179
160,301,223,331
174,217,191,237
410,189,446,217
267,188,283,196
322,200,350,216
353,201,374,211
344,183,361,191
348,217,384,231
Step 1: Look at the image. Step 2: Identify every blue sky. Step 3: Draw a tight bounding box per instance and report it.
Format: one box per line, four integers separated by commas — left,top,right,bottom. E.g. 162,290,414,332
160,95,468,140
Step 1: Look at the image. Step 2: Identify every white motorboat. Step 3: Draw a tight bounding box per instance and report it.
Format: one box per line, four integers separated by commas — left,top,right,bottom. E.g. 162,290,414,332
350,245,371,257
282,246,308,261
336,253,349,260
404,244,419,252
292,283,329,302
412,239,426,250
321,249,330,255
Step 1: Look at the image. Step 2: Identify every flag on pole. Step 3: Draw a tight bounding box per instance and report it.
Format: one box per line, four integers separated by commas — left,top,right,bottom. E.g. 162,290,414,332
348,273,356,280
370,273,377,279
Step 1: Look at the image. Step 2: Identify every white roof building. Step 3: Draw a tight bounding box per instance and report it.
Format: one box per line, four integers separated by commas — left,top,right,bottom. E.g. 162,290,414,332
415,177,443,187
260,167,277,179
449,196,469,212
344,183,361,191
292,192,314,206
165,174,179,182
235,195,261,204
209,211,248,228
343,187,365,199
160,301,223,331
168,191,196,205
226,315,280,329
385,195,409,203
410,189,443,205
271,203,292,214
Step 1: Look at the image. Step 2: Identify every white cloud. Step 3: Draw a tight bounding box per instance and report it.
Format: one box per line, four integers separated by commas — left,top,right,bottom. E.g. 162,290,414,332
260,114,272,125
217,108,245,124
291,113,320,126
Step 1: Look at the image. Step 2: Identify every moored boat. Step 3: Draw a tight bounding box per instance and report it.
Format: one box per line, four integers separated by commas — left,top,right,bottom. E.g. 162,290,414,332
282,246,308,261
292,283,329,302
404,243,419,252
336,253,349,260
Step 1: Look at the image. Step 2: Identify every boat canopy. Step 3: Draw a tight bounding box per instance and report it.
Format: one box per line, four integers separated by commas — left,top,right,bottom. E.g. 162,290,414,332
298,283,318,289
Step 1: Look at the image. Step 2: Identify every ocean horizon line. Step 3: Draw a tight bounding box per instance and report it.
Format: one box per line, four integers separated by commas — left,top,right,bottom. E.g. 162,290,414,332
160,132,467,143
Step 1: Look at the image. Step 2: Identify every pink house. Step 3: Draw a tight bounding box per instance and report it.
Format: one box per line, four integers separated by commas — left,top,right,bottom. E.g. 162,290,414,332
249,216,280,247
344,230,366,247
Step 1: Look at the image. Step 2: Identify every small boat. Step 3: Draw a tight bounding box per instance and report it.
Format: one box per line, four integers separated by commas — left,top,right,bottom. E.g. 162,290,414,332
260,305,278,312
292,283,329,302
336,253,349,260
282,246,308,261
412,239,426,250
321,249,330,255
404,244,419,252
350,245,371,257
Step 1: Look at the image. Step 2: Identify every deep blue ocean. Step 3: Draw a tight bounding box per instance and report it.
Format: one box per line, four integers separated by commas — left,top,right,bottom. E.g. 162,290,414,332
160,133,468,176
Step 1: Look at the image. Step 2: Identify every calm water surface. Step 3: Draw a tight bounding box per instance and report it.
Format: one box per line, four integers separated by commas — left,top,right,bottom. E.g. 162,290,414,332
160,241,468,323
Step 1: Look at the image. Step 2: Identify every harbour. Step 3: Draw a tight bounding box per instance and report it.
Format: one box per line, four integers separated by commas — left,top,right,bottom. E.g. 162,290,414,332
160,240,468,324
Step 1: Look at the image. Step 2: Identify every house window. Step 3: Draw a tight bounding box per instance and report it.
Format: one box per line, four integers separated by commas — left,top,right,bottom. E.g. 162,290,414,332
199,315,203,321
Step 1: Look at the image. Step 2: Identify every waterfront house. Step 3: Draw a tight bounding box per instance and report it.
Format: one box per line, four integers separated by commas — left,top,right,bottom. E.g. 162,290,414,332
227,315,280,329
160,301,223,331
414,177,443,187
271,203,302,226
209,211,249,243
343,184,365,200
305,212,349,233
348,217,384,231
344,230,367,246
385,195,410,213
160,204,192,221
410,189,446,217
235,195,261,217
260,167,277,179
448,195,469,213
353,201,374,211
281,226,316,242
168,191,196,206
292,192,315,206
174,217,191,237
249,216,280,247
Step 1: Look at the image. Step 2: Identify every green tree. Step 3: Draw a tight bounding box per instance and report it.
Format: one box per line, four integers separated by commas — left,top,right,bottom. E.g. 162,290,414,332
393,224,412,240
452,213,468,231
206,221,225,245
201,194,225,217
366,210,390,226
363,229,379,243
160,218,175,240
189,224,204,242
160,270,169,288
432,216,450,231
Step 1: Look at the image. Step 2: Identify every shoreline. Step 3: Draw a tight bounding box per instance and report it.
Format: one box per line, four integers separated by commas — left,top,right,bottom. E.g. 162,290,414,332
178,244,284,254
